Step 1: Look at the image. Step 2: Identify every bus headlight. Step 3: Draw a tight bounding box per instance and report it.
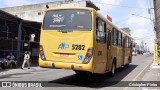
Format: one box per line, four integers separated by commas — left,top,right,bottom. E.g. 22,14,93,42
83,58,89,64
41,54,46,60
83,48,93,64
39,45,46,60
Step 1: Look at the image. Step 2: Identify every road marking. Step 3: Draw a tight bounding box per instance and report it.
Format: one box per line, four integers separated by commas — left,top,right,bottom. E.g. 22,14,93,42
124,63,151,90
132,63,150,81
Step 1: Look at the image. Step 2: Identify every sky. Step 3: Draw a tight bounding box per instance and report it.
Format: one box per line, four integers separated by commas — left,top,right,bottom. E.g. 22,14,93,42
0,0,155,51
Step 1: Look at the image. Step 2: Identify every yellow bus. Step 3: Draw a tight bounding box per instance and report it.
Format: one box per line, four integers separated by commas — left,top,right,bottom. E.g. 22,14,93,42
39,7,133,75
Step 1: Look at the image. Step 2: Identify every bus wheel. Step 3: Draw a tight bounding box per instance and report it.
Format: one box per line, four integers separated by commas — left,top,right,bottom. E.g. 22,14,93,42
110,61,116,76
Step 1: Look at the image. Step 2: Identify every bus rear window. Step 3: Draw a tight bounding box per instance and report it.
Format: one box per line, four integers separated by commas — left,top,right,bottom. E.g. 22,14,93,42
43,10,92,30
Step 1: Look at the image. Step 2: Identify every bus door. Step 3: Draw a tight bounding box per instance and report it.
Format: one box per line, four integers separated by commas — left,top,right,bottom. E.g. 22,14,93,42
94,17,108,73
106,30,111,71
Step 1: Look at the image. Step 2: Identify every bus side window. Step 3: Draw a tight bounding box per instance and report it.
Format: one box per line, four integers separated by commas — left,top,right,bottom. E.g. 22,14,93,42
112,28,118,46
126,37,129,48
128,38,132,48
118,32,122,47
96,18,106,43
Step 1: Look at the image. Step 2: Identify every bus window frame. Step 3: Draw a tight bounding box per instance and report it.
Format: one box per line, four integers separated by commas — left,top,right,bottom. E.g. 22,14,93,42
42,9,92,31
126,37,128,48
128,37,132,48
118,32,122,47
112,28,118,46
126,36,132,48
95,17,107,43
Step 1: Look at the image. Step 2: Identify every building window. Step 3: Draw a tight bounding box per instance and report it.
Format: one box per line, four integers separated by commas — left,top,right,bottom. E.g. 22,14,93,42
38,12,41,15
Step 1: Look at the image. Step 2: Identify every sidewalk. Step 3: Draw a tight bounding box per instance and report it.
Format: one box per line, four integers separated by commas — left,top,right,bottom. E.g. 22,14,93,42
0,67,42,78
142,63,160,81
140,63,160,90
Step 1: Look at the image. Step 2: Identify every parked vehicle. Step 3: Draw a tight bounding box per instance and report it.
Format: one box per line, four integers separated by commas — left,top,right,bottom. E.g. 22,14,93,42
0,58,7,69
149,51,154,55
137,50,143,55
0,58,17,69
132,52,137,56
9,60,17,68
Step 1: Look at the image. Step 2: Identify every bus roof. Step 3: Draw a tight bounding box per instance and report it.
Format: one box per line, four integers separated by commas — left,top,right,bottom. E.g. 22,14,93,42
45,7,94,12
45,7,132,39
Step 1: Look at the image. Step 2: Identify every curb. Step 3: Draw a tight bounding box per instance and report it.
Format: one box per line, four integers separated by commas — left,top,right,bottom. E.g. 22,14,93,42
150,63,160,69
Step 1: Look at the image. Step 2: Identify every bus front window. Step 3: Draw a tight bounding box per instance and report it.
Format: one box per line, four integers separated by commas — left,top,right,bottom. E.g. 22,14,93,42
43,10,92,31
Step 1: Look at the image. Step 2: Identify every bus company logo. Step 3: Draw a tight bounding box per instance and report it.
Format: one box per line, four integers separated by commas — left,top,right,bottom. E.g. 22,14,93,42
58,42,69,50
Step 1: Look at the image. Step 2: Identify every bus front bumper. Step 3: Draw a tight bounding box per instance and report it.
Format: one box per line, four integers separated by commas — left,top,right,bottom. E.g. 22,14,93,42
39,59,93,72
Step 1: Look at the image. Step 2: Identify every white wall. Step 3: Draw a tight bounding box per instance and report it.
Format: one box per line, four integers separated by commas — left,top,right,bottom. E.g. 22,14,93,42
1,1,86,22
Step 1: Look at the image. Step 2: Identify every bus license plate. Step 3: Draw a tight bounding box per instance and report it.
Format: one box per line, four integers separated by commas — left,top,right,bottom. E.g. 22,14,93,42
60,54,69,57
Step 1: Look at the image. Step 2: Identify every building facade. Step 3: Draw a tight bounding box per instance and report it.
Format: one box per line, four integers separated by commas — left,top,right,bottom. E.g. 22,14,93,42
154,0,160,39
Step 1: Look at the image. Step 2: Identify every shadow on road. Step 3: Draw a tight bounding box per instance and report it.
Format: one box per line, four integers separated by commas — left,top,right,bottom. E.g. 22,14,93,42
49,64,138,88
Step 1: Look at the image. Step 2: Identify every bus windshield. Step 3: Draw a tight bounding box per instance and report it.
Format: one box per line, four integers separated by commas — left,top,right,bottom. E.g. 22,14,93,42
43,10,92,31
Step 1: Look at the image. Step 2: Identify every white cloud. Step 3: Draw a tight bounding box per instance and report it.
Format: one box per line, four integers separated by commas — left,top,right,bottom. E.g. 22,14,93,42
127,13,152,31
91,0,122,14
125,8,155,51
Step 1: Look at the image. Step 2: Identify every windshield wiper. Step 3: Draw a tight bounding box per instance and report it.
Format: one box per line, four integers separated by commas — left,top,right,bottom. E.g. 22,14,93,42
58,29,73,33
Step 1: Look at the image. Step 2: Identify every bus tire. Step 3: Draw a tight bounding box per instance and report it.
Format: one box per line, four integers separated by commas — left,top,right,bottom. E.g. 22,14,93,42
110,61,116,76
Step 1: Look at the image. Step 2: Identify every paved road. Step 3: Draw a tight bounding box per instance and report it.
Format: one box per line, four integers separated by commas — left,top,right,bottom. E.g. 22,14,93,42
0,54,153,90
